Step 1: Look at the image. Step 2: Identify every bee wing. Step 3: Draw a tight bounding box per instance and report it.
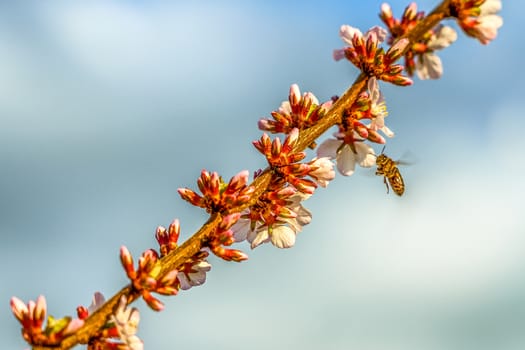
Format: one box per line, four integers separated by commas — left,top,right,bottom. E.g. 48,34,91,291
362,167,378,177
395,150,418,166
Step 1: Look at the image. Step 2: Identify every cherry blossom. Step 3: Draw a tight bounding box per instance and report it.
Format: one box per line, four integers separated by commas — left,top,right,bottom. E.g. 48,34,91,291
367,77,394,137
451,0,503,45
177,254,212,290
111,296,144,350
178,170,254,213
259,84,332,136
232,189,312,249
10,295,83,347
120,246,179,311
415,25,457,79
380,3,458,80
334,24,412,85
317,138,375,176
307,157,336,188
254,128,334,194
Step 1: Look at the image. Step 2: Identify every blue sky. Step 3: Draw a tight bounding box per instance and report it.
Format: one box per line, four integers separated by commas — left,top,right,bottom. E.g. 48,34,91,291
1,1,523,349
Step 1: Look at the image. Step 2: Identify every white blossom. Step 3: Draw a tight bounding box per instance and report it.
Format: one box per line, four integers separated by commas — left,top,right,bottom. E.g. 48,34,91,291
111,296,144,350
308,157,335,187
177,259,212,290
251,225,296,249
459,0,503,45
367,77,394,137
317,138,376,176
417,25,457,80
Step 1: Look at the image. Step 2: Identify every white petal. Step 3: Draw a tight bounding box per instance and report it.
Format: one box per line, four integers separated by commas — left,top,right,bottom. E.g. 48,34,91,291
187,270,207,287
355,143,376,167
289,84,301,106
231,217,251,242
88,292,106,314
128,337,144,350
371,115,385,129
333,49,346,61
368,77,380,104
359,153,377,168
477,15,503,42
381,125,395,138
340,25,362,46
304,92,319,106
415,58,429,80
312,157,334,173
428,25,457,50
365,26,388,43
285,128,299,147
387,38,410,58
336,145,357,176
309,157,335,187
177,272,192,290
288,191,312,205
381,3,392,17
370,95,382,111
316,138,341,159
250,228,270,249
319,99,333,112
282,217,302,233
278,100,292,115
282,202,312,231
480,0,502,15
294,205,312,226
270,225,296,249
481,14,504,30
416,53,443,80
355,142,374,157
246,226,259,243
195,260,212,271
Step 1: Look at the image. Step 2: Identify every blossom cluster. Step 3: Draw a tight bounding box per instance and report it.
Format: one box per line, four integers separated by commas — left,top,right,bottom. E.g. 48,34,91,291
380,2,458,79
11,293,144,350
246,83,338,248
450,0,503,44
333,25,412,85
317,77,389,176
78,293,144,350
258,84,333,138
10,295,83,347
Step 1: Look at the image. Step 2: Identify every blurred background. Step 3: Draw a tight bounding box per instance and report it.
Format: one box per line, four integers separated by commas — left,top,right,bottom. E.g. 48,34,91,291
1,0,523,349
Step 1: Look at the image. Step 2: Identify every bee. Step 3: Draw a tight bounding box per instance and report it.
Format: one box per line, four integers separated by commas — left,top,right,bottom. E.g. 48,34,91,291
375,147,405,196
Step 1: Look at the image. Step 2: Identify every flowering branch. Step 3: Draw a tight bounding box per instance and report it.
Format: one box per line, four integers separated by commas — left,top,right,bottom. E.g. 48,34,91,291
11,0,503,349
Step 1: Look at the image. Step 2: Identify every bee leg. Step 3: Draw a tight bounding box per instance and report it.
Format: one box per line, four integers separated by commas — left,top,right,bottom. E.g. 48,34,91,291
383,176,390,194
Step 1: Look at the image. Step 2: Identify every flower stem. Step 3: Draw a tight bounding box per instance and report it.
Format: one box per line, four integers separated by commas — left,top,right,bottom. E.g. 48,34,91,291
405,0,451,44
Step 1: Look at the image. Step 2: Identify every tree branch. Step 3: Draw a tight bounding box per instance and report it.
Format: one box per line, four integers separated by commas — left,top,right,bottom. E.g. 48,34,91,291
33,1,453,348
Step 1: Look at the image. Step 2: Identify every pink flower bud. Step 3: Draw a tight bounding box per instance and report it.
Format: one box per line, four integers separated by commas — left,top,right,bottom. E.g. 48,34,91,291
120,246,136,279
10,297,28,323
289,84,301,106
387,38,409,61
381,3,393,18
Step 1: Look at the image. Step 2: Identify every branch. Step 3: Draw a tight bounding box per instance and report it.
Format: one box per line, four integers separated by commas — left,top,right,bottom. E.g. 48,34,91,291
27,1,461,348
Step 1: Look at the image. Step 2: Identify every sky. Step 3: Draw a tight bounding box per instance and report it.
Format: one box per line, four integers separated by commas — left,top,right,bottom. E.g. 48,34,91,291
1,1,523,349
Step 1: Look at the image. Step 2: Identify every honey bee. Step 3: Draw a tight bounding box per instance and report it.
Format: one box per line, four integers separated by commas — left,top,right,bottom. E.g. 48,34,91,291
375,148,405,196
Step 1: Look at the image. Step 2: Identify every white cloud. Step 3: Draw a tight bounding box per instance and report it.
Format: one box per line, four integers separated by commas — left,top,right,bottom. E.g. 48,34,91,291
44,2,249,87
487,100,525,174
332,157,524,303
